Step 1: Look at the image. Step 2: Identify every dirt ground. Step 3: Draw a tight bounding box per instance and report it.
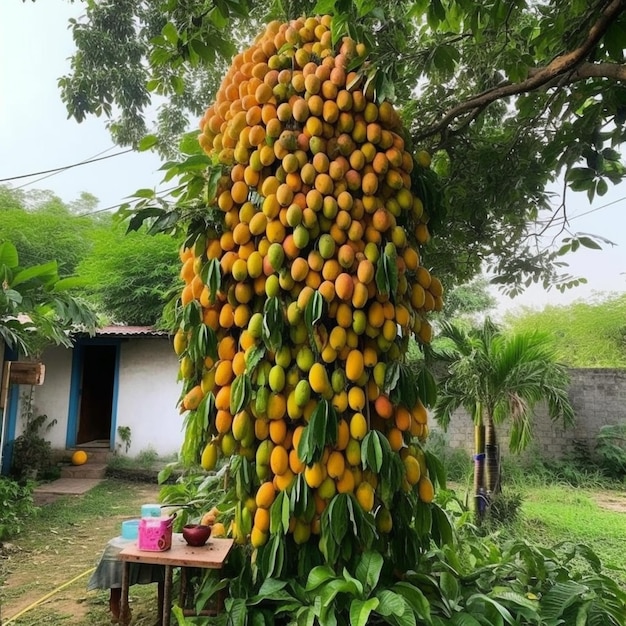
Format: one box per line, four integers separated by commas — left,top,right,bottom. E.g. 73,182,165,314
1,481,162,626
592,489,626,513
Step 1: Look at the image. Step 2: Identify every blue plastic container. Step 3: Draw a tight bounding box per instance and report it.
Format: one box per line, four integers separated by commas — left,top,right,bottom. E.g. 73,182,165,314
141,503,162,518
121,519,140,540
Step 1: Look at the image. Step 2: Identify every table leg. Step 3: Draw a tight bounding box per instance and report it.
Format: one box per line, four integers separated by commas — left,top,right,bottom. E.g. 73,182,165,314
157,580,164,624
120,562,130,626
162,565,173,626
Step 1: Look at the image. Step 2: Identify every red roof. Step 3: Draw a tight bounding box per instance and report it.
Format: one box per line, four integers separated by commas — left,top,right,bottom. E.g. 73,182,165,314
95,326,168,337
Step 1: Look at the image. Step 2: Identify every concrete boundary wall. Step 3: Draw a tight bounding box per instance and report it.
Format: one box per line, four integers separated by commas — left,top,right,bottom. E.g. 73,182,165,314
435,369,626,459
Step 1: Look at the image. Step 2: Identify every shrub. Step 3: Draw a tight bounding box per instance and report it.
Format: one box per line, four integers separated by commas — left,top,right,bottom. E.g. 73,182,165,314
425,430,472,483
595,423,626,479
11,412,57,480
0,478,38,540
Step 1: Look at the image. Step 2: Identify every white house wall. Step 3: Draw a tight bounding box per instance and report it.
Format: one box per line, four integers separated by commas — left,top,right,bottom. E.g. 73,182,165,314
30,345,73,447
29,338,184,458
115,338,184,458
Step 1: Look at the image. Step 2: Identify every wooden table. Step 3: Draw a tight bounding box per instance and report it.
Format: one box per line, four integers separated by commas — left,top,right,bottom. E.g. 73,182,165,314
118,534,234,626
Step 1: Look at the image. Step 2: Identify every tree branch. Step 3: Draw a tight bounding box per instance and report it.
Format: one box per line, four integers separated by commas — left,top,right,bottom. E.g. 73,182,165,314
414,0,626,142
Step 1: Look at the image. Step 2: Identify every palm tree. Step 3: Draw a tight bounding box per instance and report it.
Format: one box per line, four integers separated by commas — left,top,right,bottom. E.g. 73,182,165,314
432,318,574,517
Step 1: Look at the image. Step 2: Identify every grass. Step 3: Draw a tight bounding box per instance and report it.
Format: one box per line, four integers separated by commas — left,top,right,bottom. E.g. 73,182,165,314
521,484,626,581
1,479,162,626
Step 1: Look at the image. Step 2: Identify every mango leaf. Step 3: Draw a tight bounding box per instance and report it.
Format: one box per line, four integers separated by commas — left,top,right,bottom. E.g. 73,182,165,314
414,501,432,538
375,254,391,295
304,290,324,327
265,533,285,578
270,491,288,535
375,590,406,617
224,598,247,626
361,431,383,473
262,296,284,351
356,550,384,592
201,257,221,304
306,564,337,593
245,344,266,373
425,451,446,490
230,373,251,415
350,598,380,626
327,493,349,545
383,361,401,394
431,504,453,547
393,582,431,621
417,365,438,407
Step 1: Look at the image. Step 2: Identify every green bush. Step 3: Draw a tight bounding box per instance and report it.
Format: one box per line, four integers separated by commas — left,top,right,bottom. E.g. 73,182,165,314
197,492,626,626
595,423,626,479
0,478,38,540
424,431,472,483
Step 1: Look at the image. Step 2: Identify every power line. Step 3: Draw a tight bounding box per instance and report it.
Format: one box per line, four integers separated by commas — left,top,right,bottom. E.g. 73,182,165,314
0,149,134,183
12,146,119,191
567,195,626,221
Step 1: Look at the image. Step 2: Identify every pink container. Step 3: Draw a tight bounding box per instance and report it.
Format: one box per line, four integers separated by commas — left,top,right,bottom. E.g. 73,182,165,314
137,514,176,551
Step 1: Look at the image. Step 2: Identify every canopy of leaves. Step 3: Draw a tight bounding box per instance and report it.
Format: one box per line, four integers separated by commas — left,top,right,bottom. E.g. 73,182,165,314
60,0,626,294
0,185,181,327
76,222,180,326
505,293,626,368
433,318,575,453
0,187,95,275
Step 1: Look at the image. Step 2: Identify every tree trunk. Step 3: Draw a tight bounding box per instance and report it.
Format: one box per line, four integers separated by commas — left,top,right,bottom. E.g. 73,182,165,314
473,422,486,520
485,414,500,494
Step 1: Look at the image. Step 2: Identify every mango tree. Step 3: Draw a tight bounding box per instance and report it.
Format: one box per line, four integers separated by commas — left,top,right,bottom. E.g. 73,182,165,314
168,14,451,625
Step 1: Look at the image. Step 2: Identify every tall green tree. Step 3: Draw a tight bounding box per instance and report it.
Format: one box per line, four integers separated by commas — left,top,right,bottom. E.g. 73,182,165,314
0,186,95,275
506,293,626,367
433,318,575,516
0,186,181,326
76,219,180,326
60,0,626,293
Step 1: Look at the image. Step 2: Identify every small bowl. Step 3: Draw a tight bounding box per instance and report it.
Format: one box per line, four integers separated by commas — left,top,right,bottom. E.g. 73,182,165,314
182,524,211,547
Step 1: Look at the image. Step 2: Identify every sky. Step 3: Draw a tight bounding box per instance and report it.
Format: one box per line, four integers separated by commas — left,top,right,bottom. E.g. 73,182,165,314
1,2,625,318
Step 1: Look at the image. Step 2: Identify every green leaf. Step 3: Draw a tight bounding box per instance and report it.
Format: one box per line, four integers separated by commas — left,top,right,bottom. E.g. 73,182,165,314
12,261,58,288
539,581,588,620
138,134,159,151
262,297,284,351
245,344,266,373
431,504,453,547
328,493,349,544
417,366,438,407
224,597,247,626
393,582,431,621
304,290,324,328
230,373,251,415
375,590,406,618
383,361,401,394
577,236,602,250
361,431,383,473
161,21,178,45
350,598,380,626
306,564,337,592
356,550,384,592
0,241,19,268
270,491,287,534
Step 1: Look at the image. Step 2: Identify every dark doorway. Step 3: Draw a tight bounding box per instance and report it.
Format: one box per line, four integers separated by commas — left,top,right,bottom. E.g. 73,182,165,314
76,345,116,445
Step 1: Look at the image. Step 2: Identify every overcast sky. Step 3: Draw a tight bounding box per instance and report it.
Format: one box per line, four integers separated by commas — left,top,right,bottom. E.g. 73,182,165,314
1,2,625,316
